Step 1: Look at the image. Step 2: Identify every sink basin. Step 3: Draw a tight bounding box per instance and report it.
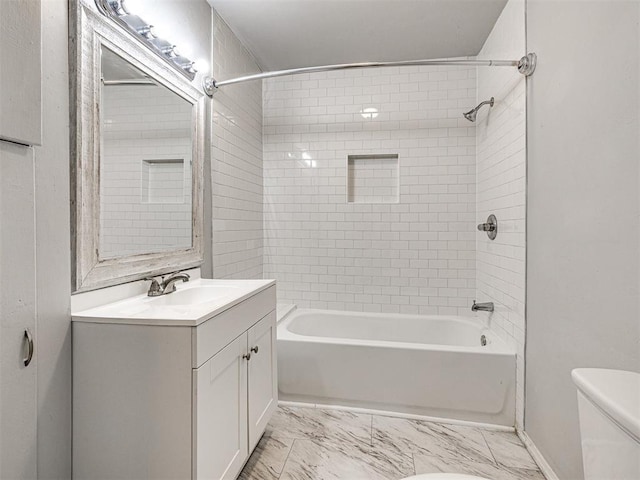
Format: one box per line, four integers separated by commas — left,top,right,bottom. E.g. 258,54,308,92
71,278,275,326
147,285,239,306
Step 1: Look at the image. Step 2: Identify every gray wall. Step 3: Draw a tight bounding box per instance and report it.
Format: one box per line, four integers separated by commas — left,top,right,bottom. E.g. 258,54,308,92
525,2,640,479
36,1,72,476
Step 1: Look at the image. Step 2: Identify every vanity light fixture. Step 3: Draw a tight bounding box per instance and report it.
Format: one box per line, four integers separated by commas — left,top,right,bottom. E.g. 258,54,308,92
94,0,197,80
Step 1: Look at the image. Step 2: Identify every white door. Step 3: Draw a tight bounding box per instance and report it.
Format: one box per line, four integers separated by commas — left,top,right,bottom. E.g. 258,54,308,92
247,312,278,451
0,141,37,479
194,333,248,480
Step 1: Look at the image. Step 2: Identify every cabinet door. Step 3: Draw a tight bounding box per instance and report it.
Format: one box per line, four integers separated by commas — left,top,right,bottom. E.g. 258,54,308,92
194,334,248,480
0,141,37,479
0,0,42,145
247,312,278,451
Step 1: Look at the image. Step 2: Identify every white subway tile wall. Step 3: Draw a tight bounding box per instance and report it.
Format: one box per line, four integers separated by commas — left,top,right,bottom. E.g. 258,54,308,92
263,64,477,315
100,85,192,259
475,0,527,428
211,12,263,279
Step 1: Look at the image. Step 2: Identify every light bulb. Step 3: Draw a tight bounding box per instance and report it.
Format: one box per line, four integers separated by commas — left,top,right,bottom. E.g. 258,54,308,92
193,59,209,75
179,43,195,59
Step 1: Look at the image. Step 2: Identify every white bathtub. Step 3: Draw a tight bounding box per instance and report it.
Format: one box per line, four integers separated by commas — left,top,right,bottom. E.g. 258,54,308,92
278,308,516,427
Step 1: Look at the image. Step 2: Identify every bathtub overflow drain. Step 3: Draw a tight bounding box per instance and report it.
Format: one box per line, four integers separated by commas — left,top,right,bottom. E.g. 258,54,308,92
480,334,487,346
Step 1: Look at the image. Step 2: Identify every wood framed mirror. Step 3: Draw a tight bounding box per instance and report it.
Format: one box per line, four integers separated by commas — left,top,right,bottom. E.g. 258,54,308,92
70,1,205,292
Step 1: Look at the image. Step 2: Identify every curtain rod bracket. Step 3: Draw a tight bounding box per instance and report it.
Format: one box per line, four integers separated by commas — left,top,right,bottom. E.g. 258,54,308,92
518,53,537,76
203,76,218,97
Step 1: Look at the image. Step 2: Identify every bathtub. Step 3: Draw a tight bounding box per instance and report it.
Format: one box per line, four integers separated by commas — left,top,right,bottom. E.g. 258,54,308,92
278,308,516,427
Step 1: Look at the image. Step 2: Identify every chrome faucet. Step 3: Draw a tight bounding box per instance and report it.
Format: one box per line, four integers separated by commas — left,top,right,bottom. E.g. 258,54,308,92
162,272,190,294
472,300,494,312
146,272,190,297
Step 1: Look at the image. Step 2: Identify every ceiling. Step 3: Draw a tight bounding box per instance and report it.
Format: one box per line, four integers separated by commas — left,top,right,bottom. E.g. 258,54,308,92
207,0,508,71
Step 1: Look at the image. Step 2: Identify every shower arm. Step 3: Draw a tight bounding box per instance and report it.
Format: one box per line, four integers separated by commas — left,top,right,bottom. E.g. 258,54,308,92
202,53,537,96
463,96,495,122
475,98,494,111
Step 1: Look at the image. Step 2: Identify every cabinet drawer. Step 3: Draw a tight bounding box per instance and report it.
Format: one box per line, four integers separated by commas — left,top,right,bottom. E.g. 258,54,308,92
192,285,276,368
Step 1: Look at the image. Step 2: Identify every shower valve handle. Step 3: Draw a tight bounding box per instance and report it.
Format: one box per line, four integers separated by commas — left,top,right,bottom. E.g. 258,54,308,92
477,223,496,232
477,214,498,240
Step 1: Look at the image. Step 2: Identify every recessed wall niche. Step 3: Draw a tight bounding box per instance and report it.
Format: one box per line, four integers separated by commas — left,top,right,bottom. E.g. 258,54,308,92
347,154,399,204
142,158,186,204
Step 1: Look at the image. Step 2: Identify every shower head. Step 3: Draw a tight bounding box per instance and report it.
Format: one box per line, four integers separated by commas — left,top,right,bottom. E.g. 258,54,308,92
463,97,495,122
463,110,478,122
463,108,478,122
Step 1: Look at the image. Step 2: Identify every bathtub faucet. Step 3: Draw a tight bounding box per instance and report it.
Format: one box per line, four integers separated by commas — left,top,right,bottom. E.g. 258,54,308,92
472,300,494,312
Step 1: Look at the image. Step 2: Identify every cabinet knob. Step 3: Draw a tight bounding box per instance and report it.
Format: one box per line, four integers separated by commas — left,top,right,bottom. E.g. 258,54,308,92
242,353,251,361
250,346,259,355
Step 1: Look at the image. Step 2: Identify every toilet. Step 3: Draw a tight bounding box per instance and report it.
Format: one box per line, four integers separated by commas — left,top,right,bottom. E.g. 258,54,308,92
572,368,640,480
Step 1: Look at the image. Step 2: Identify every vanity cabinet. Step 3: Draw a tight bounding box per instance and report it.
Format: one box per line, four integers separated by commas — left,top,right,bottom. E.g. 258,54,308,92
73,282,276,480
194,312,277,479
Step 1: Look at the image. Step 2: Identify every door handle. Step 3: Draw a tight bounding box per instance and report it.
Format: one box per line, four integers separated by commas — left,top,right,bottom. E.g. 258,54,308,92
23,329,34,367
242,353,251,361
250,346,259,355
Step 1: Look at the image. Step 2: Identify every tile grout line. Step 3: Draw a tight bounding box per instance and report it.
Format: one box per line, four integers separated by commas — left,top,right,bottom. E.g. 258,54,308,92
481,429,544,473
482,432,545,474
370,414,374,446
277,438,296,479
479,430,500,466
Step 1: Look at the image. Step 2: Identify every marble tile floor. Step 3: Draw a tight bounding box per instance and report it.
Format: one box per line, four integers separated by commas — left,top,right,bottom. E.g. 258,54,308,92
239,406,546,480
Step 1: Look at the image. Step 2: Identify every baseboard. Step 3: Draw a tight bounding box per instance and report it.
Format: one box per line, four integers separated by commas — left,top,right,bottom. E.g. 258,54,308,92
517,429,560,480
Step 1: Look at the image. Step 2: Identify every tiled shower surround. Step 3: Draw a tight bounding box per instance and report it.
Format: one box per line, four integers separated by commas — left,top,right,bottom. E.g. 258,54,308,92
263,65,478,315
211,12,264,279
475,0,527,428
261,0,527,426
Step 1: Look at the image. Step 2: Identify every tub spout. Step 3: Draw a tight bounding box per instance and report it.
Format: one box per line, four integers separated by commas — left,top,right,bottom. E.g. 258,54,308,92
472,301,494,312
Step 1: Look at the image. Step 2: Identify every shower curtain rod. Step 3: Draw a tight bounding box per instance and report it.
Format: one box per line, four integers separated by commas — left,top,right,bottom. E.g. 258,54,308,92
202,53,536,96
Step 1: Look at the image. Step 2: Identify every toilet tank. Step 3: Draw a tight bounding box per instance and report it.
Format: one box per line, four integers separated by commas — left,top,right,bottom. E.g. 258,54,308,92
572,369,640,480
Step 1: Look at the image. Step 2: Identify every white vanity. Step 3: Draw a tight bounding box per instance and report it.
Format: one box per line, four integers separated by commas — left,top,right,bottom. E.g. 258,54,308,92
72,278,277,480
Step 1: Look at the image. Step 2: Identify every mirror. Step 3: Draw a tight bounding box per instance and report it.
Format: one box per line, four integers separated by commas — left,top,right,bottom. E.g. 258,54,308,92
99,46,193,259
71,2,204,292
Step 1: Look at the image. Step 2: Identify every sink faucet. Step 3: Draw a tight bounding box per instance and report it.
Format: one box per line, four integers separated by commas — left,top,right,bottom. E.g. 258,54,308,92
472,300,494,312
146,272,190,297
162,273,190,294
